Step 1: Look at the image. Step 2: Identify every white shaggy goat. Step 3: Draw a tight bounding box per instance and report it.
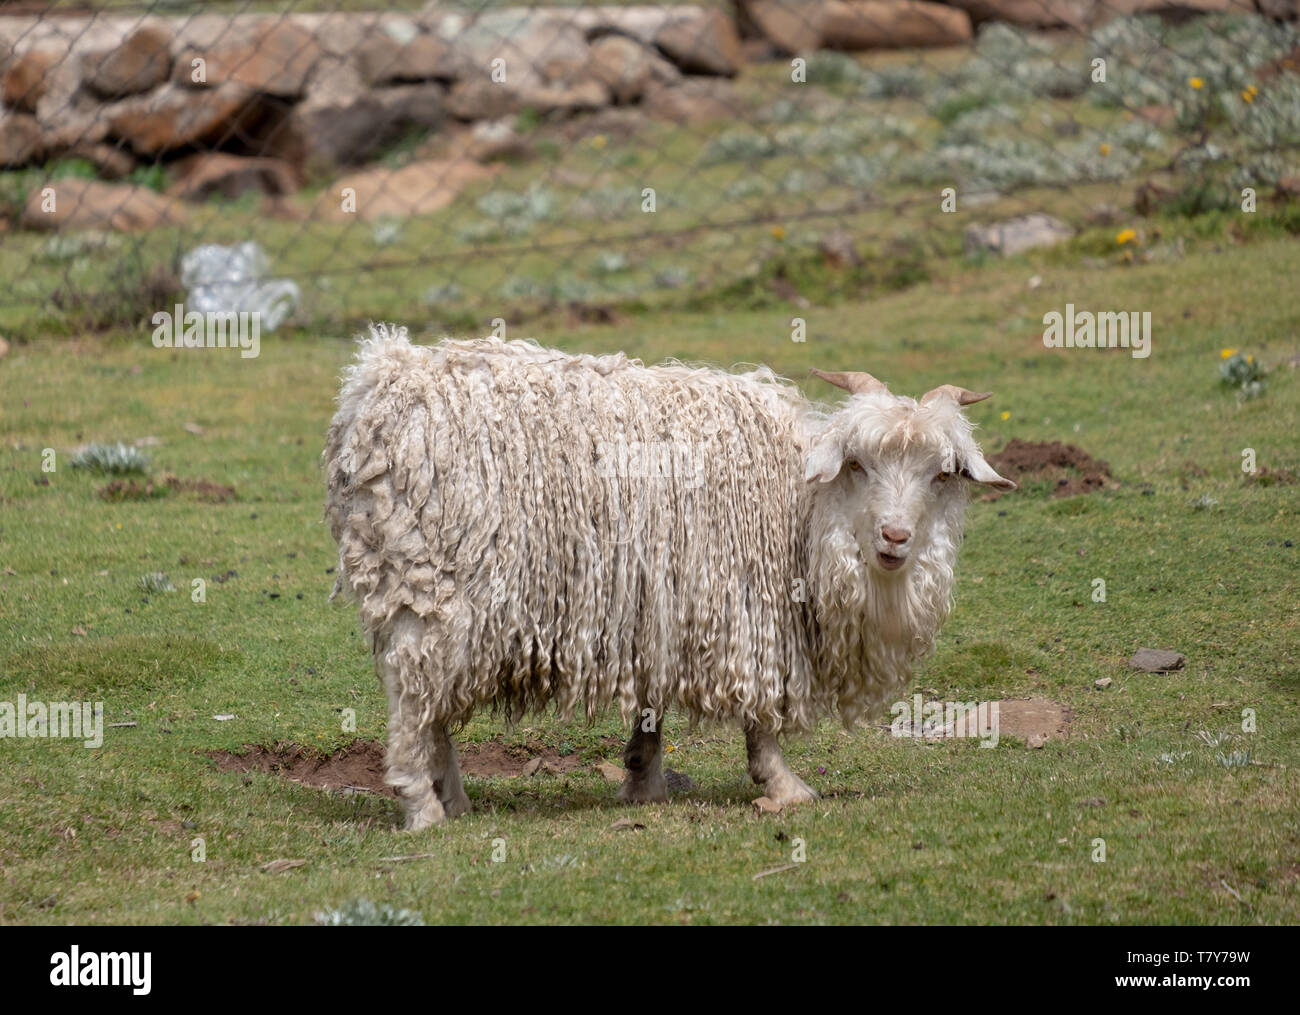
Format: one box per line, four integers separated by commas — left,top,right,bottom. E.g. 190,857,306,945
325,325,1013,829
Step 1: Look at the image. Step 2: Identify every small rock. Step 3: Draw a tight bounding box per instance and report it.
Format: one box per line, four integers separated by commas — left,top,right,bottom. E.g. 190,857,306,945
1081,797,1106,807
595,761,624,784
1094,677,1113,689
664,768,696,793
521,757,542,777
462,119,531,163
1085,203,1121,227
1026,733,1048,749
1129,648,1186,673
964,214,1072,257
819,230,861,269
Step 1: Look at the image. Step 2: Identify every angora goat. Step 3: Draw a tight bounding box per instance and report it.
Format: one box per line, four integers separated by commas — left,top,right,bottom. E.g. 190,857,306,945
324,326,1013,829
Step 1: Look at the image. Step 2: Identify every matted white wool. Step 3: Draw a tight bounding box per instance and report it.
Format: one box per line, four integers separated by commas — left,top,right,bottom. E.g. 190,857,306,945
324,325,992,737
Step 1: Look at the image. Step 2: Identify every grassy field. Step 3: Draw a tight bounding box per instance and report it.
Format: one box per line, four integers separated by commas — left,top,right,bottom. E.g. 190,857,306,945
1,10,1298,924
1,228,1298,924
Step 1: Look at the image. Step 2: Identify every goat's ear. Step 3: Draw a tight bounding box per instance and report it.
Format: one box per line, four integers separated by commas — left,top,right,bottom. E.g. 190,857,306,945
960,450,1016,490
805,435,844,484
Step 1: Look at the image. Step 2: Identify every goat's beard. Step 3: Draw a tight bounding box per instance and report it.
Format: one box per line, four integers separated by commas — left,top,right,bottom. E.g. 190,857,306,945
805,495,964,729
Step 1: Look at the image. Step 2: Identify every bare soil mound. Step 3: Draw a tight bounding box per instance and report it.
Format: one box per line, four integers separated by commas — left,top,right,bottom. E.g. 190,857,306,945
986,438,1112,498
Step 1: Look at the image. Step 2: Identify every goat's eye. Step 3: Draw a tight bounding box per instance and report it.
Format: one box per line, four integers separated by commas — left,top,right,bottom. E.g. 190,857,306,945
846,459,863,472
935,471,951,482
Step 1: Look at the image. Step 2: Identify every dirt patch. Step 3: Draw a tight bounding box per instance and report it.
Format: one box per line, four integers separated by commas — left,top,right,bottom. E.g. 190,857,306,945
941,697,1074,742
458,739,586,777
995,698,1074,742
985,438,1112,498
98,473,236,503
210,740,394,795
208,737,591,794
1244,466,1296,487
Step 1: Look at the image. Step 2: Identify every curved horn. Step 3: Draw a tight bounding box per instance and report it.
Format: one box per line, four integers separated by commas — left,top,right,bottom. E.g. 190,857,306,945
920,384,992,406
810,368,888,395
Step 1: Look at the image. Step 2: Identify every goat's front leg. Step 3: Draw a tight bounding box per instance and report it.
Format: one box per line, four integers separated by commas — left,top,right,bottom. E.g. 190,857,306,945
619,713,667,803
745,727,818,807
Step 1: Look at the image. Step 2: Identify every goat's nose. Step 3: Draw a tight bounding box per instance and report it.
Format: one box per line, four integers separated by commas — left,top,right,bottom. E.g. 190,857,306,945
881,525,910,545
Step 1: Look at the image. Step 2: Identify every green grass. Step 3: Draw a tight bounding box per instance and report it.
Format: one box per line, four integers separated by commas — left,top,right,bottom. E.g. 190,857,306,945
1,233,1298,925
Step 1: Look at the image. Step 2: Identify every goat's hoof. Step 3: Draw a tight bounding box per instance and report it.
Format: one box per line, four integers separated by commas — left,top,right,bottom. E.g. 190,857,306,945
619,777,668,804
441,790,472,819
402,796,447,831
762,773,819,807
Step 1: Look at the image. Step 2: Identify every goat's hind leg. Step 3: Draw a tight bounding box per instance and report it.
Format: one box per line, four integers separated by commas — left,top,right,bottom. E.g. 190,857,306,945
377,613,447,830
430,725,471,819
619,710,667,804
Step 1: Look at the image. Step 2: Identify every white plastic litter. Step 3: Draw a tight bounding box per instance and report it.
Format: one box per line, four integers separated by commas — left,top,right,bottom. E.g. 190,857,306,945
180,242,300,331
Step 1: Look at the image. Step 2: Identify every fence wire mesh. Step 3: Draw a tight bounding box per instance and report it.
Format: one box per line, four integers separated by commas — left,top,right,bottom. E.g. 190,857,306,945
0,0,1297,341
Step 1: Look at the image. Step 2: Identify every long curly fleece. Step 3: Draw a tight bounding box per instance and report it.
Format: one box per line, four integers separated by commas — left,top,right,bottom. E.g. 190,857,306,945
325,325,966,736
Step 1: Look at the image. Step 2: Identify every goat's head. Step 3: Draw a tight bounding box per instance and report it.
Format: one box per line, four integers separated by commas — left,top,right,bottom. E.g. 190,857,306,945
805,369,1014,575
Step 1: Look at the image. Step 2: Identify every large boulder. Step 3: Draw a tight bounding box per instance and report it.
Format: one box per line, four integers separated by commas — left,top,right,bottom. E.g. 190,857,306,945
444,79,523,121
733,1,825,54
435,11,590,89
0,111,42,167
941,0,1089,27
312,159,500,222
1255,0,1299,19
20,177,186,231
173,21,321,98
819,1,973,49
588,35,657,104
83,25,173,98
166,152,299,201
289,63,445,169
654,10,744,75
2,49,60,114
642,78,739,124
355,31,465,86
33,56,110,150
108,81,260,156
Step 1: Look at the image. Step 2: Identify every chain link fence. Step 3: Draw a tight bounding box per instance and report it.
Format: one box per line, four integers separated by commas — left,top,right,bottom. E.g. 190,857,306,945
0,0,1297,342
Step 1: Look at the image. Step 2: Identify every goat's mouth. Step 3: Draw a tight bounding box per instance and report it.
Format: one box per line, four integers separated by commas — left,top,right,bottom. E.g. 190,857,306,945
876,551,906,571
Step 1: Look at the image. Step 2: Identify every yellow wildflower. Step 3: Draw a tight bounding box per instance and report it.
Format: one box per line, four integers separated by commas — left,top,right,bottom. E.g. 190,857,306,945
1116,228,1137,245
1241,89,1255,104
1221,348,1236,359
1000,411,1010,421
590,134,607,149
1098,143,1112,156
770,225,786,240
1189,77,1204,90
